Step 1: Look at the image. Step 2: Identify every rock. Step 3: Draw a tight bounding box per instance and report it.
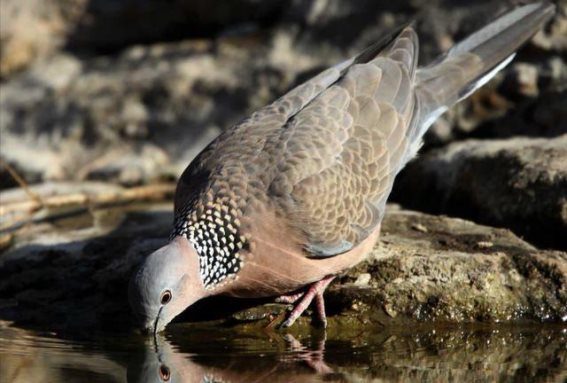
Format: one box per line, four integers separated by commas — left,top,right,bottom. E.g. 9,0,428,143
0,195,564,331
286,0,567,146
0,0,84,78
0,39,297,186
530,0,567,52
1,1,564,188
81,145,170,186
423,54,567,146
464,87,567,141
328,209,567,326
392,135,567,250
510,63,540,97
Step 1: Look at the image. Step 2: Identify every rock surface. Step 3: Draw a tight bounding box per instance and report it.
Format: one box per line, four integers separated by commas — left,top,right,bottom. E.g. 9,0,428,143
392,135,567,250
0,184,565,331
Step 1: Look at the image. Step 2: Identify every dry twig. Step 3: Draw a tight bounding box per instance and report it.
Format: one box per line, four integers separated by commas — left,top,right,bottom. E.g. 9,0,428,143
0,183,176,232
0,159,43,206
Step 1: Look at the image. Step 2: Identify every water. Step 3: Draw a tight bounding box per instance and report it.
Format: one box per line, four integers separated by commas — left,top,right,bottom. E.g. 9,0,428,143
1,321,566,382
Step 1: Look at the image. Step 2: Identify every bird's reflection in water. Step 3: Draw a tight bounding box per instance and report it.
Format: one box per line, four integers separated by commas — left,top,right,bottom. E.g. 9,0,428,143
279,333,332,374
2,323,566,382
127,331,342,383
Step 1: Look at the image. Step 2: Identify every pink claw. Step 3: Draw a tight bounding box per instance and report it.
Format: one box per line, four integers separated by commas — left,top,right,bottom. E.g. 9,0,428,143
279,275,335,328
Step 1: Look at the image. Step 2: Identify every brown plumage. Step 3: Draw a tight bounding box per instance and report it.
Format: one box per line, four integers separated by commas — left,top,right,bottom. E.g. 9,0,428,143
129,1,555,333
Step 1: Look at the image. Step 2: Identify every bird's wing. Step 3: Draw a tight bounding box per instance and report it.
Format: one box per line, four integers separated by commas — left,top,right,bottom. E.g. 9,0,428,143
173,57,351,217
174,26,420,259
176,3,554,259
269,27,420,257
174,25,412,219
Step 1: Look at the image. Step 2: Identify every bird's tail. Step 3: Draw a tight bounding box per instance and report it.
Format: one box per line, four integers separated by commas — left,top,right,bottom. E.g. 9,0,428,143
414,1,555,132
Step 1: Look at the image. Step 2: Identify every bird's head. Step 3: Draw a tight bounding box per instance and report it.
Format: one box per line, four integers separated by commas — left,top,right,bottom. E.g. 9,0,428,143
128,236,206,335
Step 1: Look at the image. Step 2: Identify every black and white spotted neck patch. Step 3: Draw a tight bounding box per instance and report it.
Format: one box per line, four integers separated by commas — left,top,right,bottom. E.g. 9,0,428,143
174,202,246,289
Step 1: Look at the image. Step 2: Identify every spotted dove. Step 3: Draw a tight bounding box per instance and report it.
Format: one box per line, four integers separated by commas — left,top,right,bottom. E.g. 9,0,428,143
129,1,555,334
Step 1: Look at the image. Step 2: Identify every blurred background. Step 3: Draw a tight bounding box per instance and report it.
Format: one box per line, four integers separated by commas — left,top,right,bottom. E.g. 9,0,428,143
0,0,566,249
1,3,566,382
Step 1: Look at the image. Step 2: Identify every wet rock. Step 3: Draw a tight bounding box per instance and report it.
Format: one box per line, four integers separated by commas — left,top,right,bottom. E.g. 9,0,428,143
392,135,567,250
0,193,564,331
328,209,567,326
252,208,567,328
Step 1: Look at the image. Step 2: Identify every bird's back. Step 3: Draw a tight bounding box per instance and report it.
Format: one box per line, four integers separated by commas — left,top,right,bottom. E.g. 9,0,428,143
171,1,554,291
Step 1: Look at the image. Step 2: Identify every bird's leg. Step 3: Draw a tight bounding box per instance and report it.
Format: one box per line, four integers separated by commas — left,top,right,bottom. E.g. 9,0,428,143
314,293,328,328
275,291,305,304
279,275,335,328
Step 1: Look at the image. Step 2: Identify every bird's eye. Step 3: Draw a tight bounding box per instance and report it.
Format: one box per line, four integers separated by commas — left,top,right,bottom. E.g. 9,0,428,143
160,290,172,305
159,364,171,381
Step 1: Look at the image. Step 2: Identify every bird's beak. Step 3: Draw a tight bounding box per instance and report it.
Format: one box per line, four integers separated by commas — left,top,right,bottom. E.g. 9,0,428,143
140,306,164,337
152,307,164,338
153,317,159,339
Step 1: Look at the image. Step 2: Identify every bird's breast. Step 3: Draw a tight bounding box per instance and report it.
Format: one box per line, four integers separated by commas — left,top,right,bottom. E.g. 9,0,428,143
216,210,381,298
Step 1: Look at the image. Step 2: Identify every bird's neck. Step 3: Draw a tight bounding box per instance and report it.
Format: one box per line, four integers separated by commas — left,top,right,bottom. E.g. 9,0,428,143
173,197,249,290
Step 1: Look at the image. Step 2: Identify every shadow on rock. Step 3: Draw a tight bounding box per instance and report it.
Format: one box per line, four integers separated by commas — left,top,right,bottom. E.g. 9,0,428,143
0,207,172,333
0,203,282,334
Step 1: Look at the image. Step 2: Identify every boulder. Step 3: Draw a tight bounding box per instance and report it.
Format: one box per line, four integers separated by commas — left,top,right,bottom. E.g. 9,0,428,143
392,135,567,250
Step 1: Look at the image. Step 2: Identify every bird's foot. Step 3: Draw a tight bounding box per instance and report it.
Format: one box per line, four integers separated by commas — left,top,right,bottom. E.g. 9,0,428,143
278,275,335,329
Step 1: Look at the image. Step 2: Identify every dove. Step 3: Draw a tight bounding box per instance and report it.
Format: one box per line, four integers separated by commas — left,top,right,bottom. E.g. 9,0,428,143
129,1,555,334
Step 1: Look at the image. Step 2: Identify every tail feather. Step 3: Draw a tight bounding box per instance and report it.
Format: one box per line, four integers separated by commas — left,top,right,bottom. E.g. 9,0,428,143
415,1,555,130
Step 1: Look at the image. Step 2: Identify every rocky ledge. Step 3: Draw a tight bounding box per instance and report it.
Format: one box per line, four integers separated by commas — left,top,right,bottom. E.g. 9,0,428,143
392,135,567,250
0,183,564,332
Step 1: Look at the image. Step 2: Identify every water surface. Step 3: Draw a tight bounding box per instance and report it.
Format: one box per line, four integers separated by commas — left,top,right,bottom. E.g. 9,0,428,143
1,321,566,382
